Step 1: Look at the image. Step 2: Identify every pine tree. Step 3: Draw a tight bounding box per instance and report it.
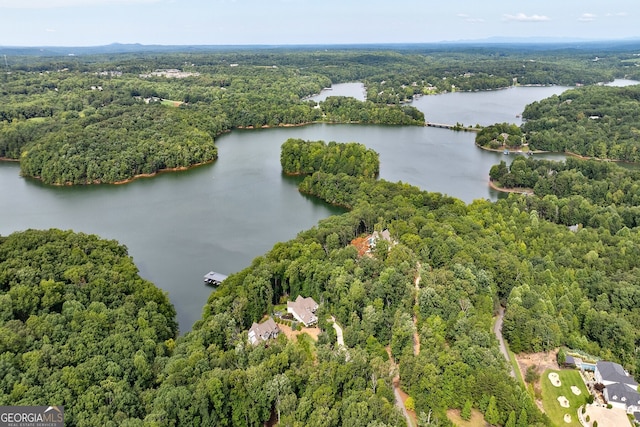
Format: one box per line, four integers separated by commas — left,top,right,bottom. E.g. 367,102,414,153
461,400,472,421
505,410,516,427
485,396,500,426
516,408,528,427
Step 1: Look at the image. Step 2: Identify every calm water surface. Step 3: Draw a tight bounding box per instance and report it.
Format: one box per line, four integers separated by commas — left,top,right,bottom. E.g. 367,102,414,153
4,82,621,331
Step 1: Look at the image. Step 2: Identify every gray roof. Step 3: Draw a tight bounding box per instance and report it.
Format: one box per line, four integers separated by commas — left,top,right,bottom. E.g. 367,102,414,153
597,361,639,387
287,295,318,326
248,318,280,345
604,382,640,407
204,271,228,283
565,355,576,365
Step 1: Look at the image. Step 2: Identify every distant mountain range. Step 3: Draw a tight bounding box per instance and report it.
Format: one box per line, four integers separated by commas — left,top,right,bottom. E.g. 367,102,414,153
1,38,639,56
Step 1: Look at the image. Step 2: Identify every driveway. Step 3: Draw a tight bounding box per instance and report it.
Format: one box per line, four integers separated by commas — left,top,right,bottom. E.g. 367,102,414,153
494,306,516,378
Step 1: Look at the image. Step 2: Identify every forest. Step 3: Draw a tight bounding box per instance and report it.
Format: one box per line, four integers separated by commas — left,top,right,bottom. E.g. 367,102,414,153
521,84,640,162
2,44,638,183
3,44,640,426
280,138,379,179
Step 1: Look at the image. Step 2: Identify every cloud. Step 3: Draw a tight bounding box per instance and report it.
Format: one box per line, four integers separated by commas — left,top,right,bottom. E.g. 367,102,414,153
0,0,162,8
457,13,484,23
503,13,550,22
578,13,597,22
605,12,628,17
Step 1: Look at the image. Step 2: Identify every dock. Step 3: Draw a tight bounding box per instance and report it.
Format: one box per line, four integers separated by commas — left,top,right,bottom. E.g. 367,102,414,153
204,271,227,286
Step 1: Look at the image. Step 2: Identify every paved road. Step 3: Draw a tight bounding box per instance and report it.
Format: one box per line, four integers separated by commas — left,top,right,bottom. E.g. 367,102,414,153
494,306,516,378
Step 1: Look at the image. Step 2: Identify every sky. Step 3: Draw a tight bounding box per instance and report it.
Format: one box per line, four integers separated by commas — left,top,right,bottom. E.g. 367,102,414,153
0,0,638,47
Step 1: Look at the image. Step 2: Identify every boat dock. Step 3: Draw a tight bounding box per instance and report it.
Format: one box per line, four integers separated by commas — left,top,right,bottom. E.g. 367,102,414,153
204,271,227,286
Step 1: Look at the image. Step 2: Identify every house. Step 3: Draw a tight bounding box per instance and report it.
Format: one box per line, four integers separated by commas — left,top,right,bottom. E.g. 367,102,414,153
366,229,393,253
603,382,640,413
287,295,319,327
596,361,640,413
248,317,280,345
563,354,577,368
596,361,638,387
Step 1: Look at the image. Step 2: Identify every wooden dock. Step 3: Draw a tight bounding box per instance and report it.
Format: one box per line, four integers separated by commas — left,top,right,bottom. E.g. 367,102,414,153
204,271,227,286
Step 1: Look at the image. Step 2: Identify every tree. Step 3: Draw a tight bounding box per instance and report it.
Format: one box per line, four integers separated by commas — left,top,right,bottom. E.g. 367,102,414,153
516,408,528,427
505,410,516,427
557,348,566,365
525,365,540,384
485,396,500,426
461,399,472,421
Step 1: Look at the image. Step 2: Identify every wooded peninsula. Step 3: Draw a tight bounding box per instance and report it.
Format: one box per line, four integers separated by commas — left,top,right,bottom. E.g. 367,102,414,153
2,43,640,427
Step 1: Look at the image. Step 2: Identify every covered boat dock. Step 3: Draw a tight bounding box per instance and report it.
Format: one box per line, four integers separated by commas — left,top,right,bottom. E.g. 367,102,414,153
204,271,227,286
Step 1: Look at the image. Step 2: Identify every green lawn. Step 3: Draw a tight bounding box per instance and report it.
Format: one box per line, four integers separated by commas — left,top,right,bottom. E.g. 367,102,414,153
541,369,590,427
508,349,524,385
161,99,183,107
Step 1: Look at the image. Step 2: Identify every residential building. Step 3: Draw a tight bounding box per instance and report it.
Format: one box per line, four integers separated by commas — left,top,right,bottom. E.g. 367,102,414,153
248,317,280,345
596,361,640,413
287,295,319,327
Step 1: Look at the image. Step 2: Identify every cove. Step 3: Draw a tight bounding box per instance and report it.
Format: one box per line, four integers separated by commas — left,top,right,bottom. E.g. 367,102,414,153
3,82,623,332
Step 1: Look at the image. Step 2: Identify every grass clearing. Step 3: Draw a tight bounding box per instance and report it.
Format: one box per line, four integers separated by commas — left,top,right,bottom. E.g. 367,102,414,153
541,369,589,427
161,99,183,107
508,348,524,385
446,408,486,427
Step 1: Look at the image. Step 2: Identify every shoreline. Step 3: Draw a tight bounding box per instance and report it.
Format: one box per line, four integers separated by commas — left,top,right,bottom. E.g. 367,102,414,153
27,159,217,187
488,179,533,195
112,160,217,185
475,143,548,155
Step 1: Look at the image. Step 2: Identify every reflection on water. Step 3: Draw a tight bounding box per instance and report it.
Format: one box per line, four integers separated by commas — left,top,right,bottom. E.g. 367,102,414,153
5,81,630,331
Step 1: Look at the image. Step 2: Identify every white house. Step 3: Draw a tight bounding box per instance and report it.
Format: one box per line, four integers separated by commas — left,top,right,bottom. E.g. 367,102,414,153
595,361,640,413
248,317,280,345
287,295,318,327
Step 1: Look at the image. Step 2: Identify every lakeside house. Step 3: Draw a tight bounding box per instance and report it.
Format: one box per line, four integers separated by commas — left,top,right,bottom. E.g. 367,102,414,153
595,361,640,413
287,295,319,327
248,317,280,345
366,229,393,253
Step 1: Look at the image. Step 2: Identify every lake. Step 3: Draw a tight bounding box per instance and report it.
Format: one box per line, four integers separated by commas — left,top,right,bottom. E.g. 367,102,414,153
3,81,624,331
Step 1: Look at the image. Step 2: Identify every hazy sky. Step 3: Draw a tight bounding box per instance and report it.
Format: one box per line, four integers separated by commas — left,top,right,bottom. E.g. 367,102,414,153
0,0,638,46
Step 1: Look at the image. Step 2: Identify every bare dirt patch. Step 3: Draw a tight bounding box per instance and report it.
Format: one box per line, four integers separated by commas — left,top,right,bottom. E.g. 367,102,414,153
515,350,559,376
278,323,320,341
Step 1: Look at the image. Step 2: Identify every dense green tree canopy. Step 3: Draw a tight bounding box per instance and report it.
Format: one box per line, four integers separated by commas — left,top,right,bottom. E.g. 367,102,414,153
0,229,177,426
522,85,640,161
281,138,379,178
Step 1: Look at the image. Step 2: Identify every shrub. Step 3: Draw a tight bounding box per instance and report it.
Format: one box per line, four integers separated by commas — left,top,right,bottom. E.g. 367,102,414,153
586,415,590,422
405,397,415,412
525,365,540,383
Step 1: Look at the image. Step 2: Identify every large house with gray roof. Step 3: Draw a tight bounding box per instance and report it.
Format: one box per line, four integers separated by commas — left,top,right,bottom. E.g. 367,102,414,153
595,361,640,413
287,295,318,327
